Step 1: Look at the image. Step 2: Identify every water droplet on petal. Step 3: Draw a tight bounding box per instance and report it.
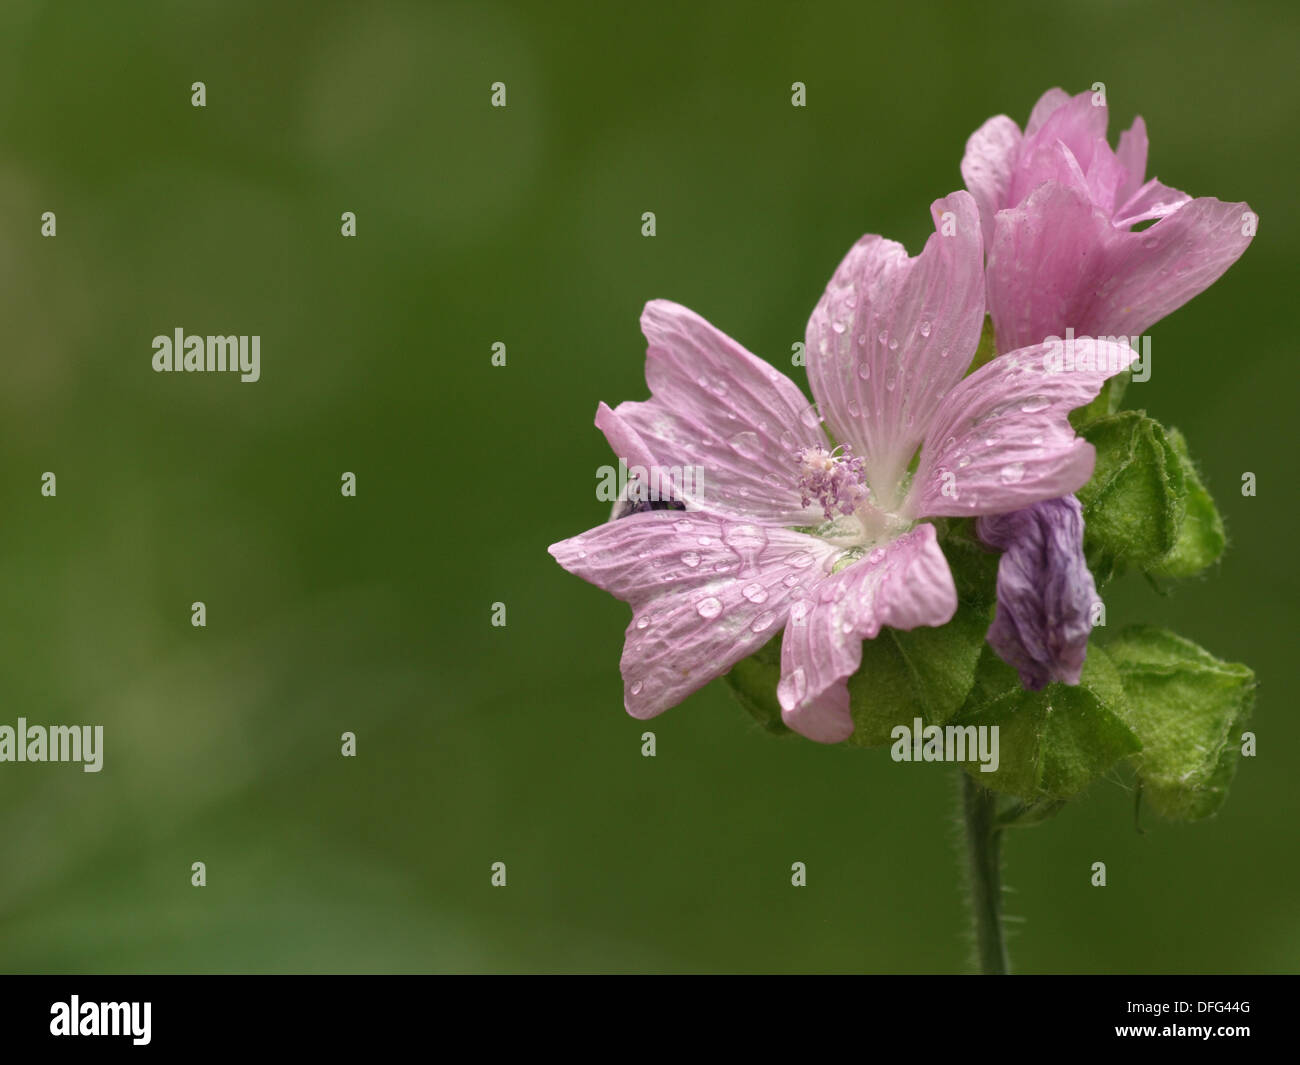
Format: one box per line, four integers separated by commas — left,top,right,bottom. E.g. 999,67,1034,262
781,666,808,704
888,337,899,351
868,547,886,564
1020,395,1050,413
831,319,847,334
799,403,822,428
856,361,871,380
729,431,761,459
696,596,723,619
681,551,701,568
782,574,799,587
675,519,693,534
697,536,712,546
919,320,932,337
790,602,809,625
751,611,777,633
999,462,1025,484
630,680,643,695
636,615,651,630
786,551,814,569
877,330,888,345
742,582,768,604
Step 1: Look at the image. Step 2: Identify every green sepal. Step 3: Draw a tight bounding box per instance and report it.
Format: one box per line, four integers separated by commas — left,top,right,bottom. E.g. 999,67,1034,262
1105,626,1255,820
952,644,1141,802
843,600,990,747
723,633,792,736
1075,411,1185,582
1145,427,1226,579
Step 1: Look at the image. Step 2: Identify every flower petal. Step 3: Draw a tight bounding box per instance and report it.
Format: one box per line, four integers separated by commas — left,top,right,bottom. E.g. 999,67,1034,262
549,511,838,719
1086,196,1256,337
599,300,827,524
1011,91,1107,205
977,496,1097,690
1110,177,1192,229
907,340,1134,518
1114,115,1148,208
961,114,1022,248
1024,87,1072,136
986,180,1113,354
777,524,956,743
805,192,984,504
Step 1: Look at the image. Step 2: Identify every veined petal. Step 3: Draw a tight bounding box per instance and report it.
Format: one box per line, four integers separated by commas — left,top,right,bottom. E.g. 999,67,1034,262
977,496,1097,690
1011,91,1108,204
986,180,1113,354
777,523,956,743
805,192,984,505
600,299,827,524
549,511,839,719
1111,177,1192,229
1024,87,1072,136
907,340,1135,518
1088,196,1256,338
961,114,1022,248
1114,115,1149,209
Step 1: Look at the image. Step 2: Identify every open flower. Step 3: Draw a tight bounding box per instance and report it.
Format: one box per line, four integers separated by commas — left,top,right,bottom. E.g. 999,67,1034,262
962,86,1256,354
549,193,1133,743
961,87,1257,687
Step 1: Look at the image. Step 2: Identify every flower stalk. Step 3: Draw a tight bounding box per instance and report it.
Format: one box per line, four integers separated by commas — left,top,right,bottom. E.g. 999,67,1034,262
962,773,1009,975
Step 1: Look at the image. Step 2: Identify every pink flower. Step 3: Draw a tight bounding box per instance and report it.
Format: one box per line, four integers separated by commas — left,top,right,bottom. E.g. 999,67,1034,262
549,193,1133,743
962,87,1257,354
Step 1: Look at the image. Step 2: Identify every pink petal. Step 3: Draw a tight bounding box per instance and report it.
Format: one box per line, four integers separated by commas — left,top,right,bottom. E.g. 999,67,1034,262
778,524,956,743
1011,91,1107,205
986,180,1113,354
1089,196,1257,337
961,114,1022,248
804,192,984,505
1110,177,1193,229
549,511,839,719
598,300,827,524
1024,87,1072,136
907,340,1135,518
1114,115,1149,209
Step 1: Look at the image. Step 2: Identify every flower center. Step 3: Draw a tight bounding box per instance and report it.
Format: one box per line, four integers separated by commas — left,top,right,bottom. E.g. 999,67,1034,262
796,444,869,521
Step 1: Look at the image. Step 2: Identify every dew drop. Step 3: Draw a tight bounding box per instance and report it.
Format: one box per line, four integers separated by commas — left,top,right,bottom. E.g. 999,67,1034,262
999,462,1025,484
786,551,814,569
799,403,822,428
695,597,723,619
630,680,643,695
781,666,808,703
636,615,651,630
751,611,777,633
1020,395,1050,413
856,361,871,380
675,519,693,534
729,431,762,459
790,602,809,625
831,320,847,334
868,547,886,564
681,551,701,568
877,330,888,345
919,320,932,337
697,536,712,546
742,582,768,604
782,574,799,587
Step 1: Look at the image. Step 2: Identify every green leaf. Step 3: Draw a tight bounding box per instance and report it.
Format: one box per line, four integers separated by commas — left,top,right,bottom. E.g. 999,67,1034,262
844,600,989,747
1076,411,1185,581
935,518,999,607
723,634,792,736
952,645,1141,802
1145,427,1226,579
1105,626,1255,820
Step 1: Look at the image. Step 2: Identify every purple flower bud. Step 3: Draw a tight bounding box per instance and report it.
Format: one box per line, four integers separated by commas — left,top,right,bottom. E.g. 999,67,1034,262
976,495,1097,691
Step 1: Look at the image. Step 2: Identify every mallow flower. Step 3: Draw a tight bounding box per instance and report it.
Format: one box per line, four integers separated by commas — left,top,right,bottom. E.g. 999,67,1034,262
962,85,1256,354
960,87,1256,689
549,193,1133,743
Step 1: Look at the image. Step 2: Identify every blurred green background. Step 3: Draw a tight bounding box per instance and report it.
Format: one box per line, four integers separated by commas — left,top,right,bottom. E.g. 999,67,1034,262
0,0,1296,973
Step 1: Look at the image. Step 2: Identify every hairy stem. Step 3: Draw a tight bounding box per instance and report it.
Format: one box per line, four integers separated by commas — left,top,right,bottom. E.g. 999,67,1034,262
962,773,1009,975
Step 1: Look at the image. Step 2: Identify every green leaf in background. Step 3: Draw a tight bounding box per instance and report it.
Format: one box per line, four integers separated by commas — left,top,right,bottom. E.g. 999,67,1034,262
1076,411,1185,581
845,601,989,748
1105,626,1256,820
1145,427,1227,579
952,644,1141,801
